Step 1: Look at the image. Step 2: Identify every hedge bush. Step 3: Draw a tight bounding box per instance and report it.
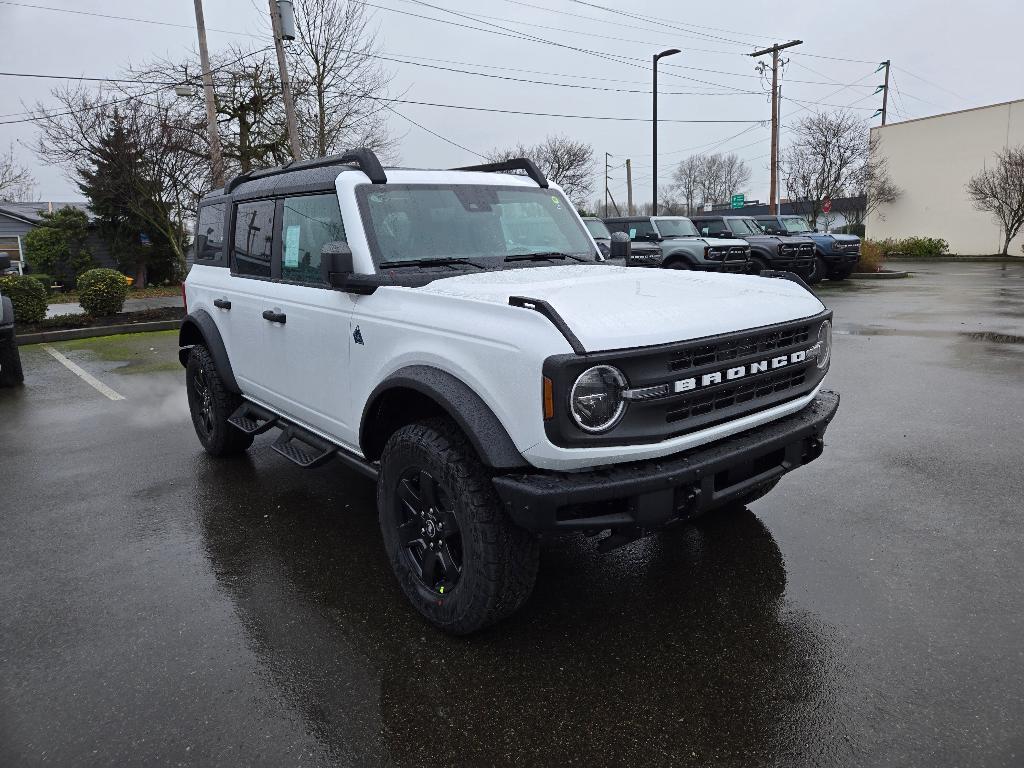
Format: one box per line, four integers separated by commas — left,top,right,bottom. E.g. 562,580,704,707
856,240,886,273
871,237,949,257
0,274,48,323
27,273,54,293
77,268,129,317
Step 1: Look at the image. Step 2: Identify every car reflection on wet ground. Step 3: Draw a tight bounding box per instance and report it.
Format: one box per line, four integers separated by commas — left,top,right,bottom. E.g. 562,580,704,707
1,261,1023,766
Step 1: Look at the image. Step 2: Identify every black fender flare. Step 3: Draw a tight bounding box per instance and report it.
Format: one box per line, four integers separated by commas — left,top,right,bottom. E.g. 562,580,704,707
178,309,240,393
660,248,696,269
360,365,527,469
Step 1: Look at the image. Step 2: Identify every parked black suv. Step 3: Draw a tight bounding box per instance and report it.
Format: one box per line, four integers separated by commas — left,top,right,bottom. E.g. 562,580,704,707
603,216,750,272
583,216,661,265
691,215,816,280
0,255,24,387
754,215,861,282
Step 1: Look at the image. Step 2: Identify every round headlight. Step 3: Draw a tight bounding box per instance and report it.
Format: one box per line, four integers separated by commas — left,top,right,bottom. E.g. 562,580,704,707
569,365,627,433
816,320,832,369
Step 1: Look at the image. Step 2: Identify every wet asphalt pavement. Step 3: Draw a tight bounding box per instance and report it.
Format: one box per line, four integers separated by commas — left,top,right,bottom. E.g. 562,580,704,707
2,261,1023,767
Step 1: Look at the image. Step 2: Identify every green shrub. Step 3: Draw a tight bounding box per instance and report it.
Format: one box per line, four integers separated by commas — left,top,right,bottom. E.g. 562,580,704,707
856,240,886,273
27,273,54,293
77,268,129,317
0,274,48,323
869,237,949,258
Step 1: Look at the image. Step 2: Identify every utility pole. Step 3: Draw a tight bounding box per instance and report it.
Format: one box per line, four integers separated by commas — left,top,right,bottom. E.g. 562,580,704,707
193,0,224,187
750,40,802,215
269,0,301,161
880,59,891,126
626,158,634,215
605,152,611,217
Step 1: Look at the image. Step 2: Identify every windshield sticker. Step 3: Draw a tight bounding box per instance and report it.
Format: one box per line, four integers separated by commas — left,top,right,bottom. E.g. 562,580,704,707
550,195,562,209
629,228,636,238
284,225,301,267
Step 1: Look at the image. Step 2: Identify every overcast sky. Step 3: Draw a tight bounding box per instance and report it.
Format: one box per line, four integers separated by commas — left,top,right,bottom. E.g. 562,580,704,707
1,0,1021,207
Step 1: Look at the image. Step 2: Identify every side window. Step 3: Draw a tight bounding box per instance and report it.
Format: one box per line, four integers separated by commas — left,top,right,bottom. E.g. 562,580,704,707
605,221,627,235
195,203,225,262
630,220,657,240
233,200,275,278
280,194,346,284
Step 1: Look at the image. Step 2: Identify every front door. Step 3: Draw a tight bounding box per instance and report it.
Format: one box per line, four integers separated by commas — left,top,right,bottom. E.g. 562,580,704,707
252,193,358,449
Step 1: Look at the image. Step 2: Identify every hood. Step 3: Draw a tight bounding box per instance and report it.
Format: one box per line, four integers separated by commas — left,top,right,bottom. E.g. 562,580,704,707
415,265,825,352
828,233,860,243
663,235,742,248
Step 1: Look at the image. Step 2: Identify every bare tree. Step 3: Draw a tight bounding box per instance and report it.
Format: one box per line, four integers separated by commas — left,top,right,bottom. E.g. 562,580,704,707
782,110,871,227
671,155,701,216
966,145,1024,255
290,0,397,160
0,144,37,202
486,134,595,204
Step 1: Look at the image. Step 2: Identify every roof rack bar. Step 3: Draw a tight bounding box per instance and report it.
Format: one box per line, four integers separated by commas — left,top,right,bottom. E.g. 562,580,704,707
224,147,387,193
451,158,549,189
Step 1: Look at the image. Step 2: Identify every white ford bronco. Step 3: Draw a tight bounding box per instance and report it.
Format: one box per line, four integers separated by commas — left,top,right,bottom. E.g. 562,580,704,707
180,149,839,634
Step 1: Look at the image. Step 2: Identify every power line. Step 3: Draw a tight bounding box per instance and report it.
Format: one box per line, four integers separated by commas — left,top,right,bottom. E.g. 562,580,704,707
892,66,965,100
568,0,767,47
379,103,485,158
377,96,765,123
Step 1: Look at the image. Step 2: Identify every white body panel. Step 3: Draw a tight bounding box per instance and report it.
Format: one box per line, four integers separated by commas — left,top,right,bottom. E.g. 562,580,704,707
185,168,827,472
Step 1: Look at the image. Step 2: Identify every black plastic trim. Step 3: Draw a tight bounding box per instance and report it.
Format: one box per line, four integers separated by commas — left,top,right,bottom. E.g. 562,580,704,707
492,390,839,533
360,365,527,469
177,310,240,393
225,147,387,193
451,158,549,188
508,296,586,354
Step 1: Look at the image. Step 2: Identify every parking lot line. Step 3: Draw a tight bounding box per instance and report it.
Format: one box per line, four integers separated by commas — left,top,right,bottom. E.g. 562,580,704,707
41,344,126,402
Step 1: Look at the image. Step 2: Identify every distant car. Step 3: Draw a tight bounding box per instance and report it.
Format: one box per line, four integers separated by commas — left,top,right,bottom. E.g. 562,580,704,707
690,214,816,281
603,215,750,272
0,255,24,387
754,215,861,282
582,216,661,265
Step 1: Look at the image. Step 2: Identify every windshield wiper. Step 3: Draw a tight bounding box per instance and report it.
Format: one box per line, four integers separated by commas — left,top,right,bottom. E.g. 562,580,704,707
503,251,588,263
378,257,486,269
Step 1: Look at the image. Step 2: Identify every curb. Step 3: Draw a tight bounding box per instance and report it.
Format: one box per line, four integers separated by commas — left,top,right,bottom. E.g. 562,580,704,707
886,255,1024,262
15,320,180,346
849,270,910,280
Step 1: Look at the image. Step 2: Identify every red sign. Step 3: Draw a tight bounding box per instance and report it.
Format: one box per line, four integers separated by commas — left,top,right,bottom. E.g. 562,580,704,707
822,197,833,213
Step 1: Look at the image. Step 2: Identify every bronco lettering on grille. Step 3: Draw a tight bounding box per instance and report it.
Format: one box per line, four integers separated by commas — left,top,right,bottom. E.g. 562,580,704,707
673,348,811,393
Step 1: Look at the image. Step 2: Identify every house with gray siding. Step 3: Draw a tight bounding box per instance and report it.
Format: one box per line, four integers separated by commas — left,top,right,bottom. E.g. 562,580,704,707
0,201,114,274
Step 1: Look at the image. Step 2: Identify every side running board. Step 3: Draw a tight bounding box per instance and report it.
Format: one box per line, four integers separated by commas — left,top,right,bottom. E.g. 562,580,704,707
228,402,379,480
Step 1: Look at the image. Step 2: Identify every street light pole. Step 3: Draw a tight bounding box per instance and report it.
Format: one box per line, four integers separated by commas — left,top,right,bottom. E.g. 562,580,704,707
192,0,224,188
652,48,680,216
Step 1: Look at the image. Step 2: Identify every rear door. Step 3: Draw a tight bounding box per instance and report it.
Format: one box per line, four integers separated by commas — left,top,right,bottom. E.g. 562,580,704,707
253,193,358,447
226,198,277,392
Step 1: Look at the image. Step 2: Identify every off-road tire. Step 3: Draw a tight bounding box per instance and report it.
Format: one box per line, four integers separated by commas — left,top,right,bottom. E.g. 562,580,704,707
185,345,253,456
0,338,24,387
665,259,691,270
806,255,827,285
748,256,769,275
378,417,539,635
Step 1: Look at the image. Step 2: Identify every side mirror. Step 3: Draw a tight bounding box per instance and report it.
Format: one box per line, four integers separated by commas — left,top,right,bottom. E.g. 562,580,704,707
320,241,354,287
320,241,380,295
609,231,632,259
0,255,10,272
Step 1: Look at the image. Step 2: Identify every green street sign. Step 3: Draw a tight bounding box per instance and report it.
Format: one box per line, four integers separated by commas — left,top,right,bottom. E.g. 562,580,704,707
730,194,745,209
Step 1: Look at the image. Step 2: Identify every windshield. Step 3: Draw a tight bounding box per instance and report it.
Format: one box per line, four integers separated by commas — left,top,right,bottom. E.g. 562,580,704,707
728,218,764,236
653,218,699,238
781,216,812,233
583,218,611,239
357,184,598,265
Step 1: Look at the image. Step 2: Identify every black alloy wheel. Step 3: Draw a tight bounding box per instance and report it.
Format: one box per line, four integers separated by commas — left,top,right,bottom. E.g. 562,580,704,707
192,367,215,437
394,468,464,593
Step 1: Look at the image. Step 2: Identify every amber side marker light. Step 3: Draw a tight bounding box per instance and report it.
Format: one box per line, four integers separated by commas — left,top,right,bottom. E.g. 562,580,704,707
543,376,554,419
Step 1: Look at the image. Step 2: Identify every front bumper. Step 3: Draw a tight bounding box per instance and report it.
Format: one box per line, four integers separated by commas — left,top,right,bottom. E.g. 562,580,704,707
823,252,859,266
700,259,749,273
493,391,839,533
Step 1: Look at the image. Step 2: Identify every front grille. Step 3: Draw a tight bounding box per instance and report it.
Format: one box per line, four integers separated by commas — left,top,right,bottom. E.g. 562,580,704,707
668,324,811,371
725,246,749,262
542,313,830,448
666,369,807,424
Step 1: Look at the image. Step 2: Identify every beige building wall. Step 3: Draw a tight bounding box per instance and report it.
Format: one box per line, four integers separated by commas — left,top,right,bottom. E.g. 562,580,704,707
866,99,1024,255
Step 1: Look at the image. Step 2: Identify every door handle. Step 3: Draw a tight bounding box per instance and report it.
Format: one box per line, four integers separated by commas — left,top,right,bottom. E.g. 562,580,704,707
213,298,231,310
262,309,287,324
